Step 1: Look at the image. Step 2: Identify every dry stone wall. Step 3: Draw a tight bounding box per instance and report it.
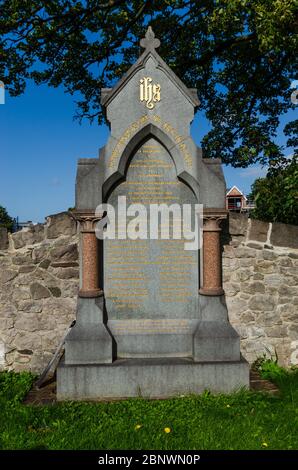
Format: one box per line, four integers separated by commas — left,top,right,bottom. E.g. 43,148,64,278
0,213,79,372
0,212,297,372
224,214,298,366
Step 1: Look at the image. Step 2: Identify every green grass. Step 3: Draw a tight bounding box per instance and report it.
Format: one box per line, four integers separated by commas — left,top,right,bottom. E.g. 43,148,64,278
0,363,297,450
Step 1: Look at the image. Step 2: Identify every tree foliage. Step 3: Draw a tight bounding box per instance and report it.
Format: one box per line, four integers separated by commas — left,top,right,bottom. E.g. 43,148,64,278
249,156,298,225
0,205,14,231
0,0,297,166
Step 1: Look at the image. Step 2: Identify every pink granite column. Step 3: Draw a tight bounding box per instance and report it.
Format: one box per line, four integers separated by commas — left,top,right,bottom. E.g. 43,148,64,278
199,211,227,296
74,212,103,298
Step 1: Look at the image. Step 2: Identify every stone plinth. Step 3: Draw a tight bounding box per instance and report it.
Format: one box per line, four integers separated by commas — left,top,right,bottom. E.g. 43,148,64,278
57,357,249,400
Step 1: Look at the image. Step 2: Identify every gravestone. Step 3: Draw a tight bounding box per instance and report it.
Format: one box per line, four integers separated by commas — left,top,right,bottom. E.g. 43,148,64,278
57,27,249,400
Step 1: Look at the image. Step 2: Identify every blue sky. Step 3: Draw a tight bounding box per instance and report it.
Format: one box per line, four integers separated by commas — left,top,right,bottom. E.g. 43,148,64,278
0,81,295,223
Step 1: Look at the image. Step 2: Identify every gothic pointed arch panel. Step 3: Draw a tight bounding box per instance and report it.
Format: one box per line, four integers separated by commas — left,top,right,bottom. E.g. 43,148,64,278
104,136,199,356
103,123,200,202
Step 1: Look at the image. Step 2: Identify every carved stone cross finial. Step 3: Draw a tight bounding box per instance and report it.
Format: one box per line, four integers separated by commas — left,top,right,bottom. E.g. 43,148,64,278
140,26,160,50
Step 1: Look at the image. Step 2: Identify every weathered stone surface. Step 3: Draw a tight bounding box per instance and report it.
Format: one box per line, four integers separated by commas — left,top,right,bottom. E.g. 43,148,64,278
29,352,52,373
14,317,39,332
253,273,264,280
0,256,12,267
243,339,276,357
50,243,78,262
239,292,251,300
247,326,266,338
238,258,257,267
12,252,33,265
0,227,8,250
255,311,282,326
0,269,18,284
278,285,298,296
279,266,298,278
266,326,288,337
228,213,248,236
12,287,31,302
17,349,33,355
39,259,51,269
52,267,79,280
1,317,14,329
271,222,298,249
248,294,275,311
241,281,265,294
223,245,236,259
41,331,61,350
42,297,76,316
36,316,59,331
51,261,79,268
240,311,255,323
18,265,36,274
18,300,43,313
235,247,257,258
46,212,77,239
248,219,269,243
287,324,298,339
27,267,57,285
16,273,37,286
12,225,44,249
12,332,42,350
30,282,51,300
51,236,76,248
262,250,278,261
0,304,17,318
222,257,240,269
264,274,281,287
278,305,297,321
230,269,253,282
32,244,51,263
15,356,31,364
226,296,247,312
49,287,61,297
277,257,293,267
246,242,263,250
224,282,240,296
61,281,79,298
255,260,276,274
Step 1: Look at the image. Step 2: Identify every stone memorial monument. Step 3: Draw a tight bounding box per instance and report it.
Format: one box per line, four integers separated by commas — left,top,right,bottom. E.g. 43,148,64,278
57,27,249,400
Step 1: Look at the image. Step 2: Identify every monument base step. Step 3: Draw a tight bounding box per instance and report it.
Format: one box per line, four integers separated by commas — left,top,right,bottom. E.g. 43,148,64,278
57,356,249,400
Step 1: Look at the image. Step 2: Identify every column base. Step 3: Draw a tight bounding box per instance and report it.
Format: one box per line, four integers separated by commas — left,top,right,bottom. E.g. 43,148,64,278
64,297,114,364
193,294,240,362
199,288,224,296
78,289,103,298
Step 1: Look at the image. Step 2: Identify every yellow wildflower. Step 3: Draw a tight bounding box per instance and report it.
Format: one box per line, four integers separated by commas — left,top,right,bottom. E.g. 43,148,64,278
262,442,268,447
135,424,142,430
164,427,171,433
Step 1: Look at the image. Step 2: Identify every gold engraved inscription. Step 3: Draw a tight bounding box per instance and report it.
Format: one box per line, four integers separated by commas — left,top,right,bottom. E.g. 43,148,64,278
107,115,192,170
105,138,197,313
140,77,161,109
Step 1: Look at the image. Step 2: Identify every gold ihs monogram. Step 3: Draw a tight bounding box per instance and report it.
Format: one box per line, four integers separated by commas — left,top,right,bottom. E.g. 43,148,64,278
140,77,161,109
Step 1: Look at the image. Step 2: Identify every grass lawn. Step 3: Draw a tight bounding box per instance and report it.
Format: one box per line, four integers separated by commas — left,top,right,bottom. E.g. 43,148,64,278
0,361,297,450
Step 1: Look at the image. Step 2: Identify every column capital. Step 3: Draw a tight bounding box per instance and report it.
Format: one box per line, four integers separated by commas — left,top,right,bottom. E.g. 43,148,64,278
202,208,228,231
71,210,104,233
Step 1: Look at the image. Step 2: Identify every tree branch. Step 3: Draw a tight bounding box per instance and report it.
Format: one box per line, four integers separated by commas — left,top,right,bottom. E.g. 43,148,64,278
196,33,257,67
